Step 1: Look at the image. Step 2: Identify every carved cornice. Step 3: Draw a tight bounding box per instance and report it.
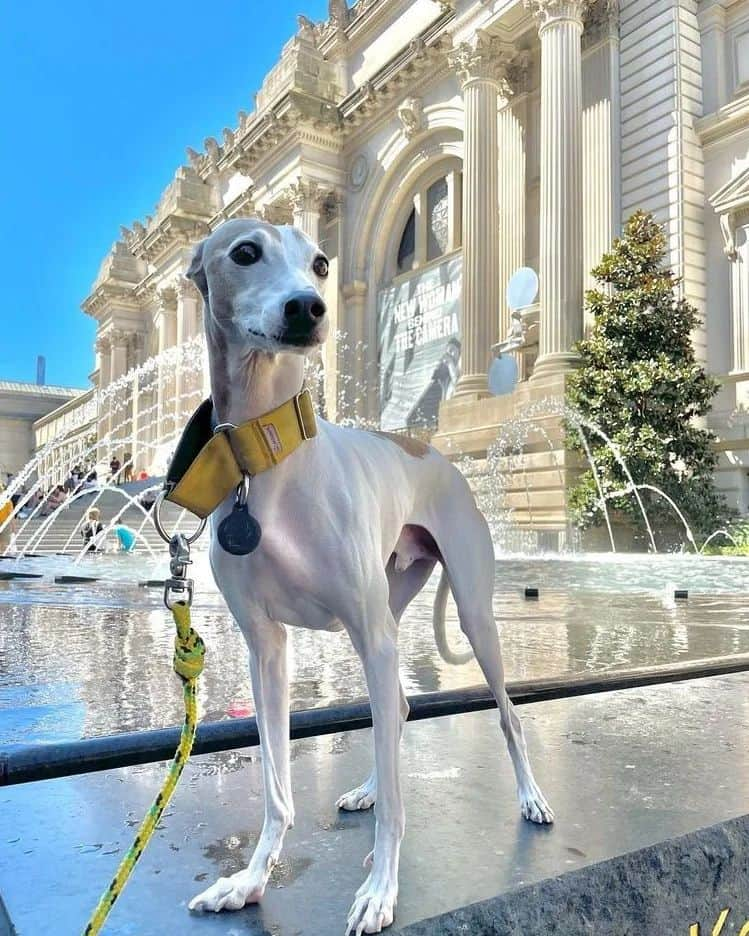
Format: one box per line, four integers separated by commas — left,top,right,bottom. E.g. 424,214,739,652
524,0,590,32
82,283,140,320
340,28,451,134
129,216,211,264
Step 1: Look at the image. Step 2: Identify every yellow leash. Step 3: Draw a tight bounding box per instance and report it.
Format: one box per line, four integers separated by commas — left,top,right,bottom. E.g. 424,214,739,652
83,528,206,935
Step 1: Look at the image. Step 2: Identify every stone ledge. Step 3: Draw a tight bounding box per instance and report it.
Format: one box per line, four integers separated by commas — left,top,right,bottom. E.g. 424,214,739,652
397,814,749,936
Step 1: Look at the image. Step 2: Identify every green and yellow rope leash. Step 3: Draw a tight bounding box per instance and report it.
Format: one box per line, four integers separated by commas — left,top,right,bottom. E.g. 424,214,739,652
84,524,206,935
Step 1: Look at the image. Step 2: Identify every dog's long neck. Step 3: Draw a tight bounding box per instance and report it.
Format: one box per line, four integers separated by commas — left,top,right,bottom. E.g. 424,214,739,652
205,320,305,426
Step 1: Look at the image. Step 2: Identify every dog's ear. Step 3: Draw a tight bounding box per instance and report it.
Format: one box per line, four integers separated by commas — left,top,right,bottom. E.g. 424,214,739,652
186,240,208,302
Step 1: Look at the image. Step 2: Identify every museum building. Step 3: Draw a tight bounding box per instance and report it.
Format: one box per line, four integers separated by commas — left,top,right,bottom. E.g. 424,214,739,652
46,0,749,533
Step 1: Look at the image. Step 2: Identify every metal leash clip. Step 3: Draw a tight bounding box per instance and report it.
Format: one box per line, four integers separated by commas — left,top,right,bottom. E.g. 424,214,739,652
164,532,195,609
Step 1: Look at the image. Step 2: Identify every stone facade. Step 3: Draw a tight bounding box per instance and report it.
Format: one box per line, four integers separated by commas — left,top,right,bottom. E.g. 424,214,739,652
66,0,749,530
0,382,83,479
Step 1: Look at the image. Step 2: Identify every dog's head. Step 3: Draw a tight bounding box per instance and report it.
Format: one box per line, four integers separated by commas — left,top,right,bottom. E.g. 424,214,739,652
187,218,330,354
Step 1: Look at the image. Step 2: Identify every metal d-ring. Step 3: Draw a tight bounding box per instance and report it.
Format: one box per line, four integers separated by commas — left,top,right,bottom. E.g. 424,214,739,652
153,492,207,546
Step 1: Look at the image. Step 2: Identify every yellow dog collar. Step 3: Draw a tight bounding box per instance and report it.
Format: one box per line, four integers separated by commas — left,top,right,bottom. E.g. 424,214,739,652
164,388,317,518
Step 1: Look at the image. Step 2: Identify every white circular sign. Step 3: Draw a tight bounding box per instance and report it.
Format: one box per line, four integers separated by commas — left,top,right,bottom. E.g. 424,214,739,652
506,267,539,311
488,355,519,396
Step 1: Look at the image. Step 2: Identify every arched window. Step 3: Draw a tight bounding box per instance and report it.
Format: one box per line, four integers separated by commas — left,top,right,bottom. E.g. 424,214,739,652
426,177,449,261
397,208,416,273
393,168,462,276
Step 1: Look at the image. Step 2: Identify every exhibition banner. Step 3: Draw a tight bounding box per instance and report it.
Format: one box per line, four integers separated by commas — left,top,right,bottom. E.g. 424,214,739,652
377,254,462,430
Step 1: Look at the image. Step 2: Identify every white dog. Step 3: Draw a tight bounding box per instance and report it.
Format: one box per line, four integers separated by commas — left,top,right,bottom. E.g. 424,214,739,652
184,218,553,935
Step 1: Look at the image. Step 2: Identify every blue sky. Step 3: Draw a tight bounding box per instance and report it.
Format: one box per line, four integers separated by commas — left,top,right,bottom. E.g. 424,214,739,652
0,0,328,388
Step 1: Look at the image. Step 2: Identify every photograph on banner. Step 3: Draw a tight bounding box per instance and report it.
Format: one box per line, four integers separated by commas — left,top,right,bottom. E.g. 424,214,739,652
378,254,462,431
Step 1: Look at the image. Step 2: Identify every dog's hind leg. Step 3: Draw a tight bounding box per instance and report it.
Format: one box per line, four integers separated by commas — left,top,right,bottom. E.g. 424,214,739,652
431,497,554,825
337,557,435,813
189,617,293,912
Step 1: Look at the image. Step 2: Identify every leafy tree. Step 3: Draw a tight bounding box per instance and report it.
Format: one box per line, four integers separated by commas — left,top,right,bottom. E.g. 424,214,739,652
566,211,726,546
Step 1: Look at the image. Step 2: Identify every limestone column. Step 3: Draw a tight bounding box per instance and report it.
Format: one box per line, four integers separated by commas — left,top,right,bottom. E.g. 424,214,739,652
526,0,588,379
448,33,509,397
128,333,145,471
177,276,202,416
108,328,130,449
497,60,529,344
342,281,368,420
155,288,178,445
289,179,326,409
289,179,322,244
95,334,111,462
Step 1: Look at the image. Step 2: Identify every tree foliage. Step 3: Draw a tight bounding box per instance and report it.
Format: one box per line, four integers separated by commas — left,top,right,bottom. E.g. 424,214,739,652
566,211,726,545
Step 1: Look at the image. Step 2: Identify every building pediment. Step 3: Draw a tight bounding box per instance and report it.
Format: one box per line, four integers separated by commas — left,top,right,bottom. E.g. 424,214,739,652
709,158,749,260
710,163,749,216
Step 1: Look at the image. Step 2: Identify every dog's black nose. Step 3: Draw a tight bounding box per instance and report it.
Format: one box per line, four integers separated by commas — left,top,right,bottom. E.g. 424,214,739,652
284,291,326,322
281,291,326,345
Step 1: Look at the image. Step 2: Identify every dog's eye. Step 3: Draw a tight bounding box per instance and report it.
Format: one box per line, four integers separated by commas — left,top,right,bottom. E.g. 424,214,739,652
312,256,329,278
230,242,262,266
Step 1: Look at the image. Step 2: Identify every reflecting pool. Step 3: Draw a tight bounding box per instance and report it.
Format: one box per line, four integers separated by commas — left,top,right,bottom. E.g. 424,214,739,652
1,552,748,746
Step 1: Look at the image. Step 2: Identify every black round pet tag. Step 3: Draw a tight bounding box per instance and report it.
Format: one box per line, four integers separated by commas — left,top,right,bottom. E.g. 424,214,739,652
217,503,262,555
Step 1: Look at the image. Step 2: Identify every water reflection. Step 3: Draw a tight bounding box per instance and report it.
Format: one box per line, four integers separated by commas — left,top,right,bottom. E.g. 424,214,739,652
0,555,748,745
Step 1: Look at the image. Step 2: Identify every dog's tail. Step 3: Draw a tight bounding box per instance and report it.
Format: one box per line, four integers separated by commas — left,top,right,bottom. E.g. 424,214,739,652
432,568,474,665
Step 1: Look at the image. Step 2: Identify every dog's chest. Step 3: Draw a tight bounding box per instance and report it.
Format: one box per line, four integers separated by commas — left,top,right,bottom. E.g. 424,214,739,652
210,495,344,632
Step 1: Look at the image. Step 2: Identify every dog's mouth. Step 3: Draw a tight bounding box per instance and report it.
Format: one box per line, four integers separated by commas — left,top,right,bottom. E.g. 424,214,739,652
247,326,322,349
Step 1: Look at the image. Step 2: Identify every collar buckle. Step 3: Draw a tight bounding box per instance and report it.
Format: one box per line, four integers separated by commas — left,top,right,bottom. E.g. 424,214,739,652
293,389,312,442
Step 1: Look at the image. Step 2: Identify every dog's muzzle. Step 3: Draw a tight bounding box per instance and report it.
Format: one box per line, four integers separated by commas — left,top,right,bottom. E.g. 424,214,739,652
280,290,327,346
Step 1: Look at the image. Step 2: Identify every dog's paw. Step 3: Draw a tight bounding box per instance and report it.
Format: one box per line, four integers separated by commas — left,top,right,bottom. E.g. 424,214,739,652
519,783,555,825
188,871,265,913
346,879,397,935
336,777,377,811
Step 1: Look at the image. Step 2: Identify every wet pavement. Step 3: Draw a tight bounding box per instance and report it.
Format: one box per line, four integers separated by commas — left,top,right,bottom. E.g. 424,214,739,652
1,672,748,935
1,552,749,745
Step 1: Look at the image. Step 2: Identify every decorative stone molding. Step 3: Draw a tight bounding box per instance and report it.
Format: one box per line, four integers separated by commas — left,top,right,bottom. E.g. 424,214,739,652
448,32,516,92
297,14,319,45
94,335,110,354
322,188,345,223
397,97,424,140
329,0,351,31
524,0,589,33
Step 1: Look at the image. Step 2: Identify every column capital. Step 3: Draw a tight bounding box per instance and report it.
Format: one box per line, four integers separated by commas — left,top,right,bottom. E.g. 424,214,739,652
524,0,589,33
448,32,516,91
286,178,323,214
582,0,618,47
94,334,110,354
157,286,178,315
176,275,201,300
109,327,130,348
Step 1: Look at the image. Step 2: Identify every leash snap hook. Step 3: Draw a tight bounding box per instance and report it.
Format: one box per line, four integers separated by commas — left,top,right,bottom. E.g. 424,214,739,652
164,532,195,609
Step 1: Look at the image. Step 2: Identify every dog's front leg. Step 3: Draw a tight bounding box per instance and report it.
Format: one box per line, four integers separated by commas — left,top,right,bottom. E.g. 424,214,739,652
189,618,292,913
345,595,403,936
